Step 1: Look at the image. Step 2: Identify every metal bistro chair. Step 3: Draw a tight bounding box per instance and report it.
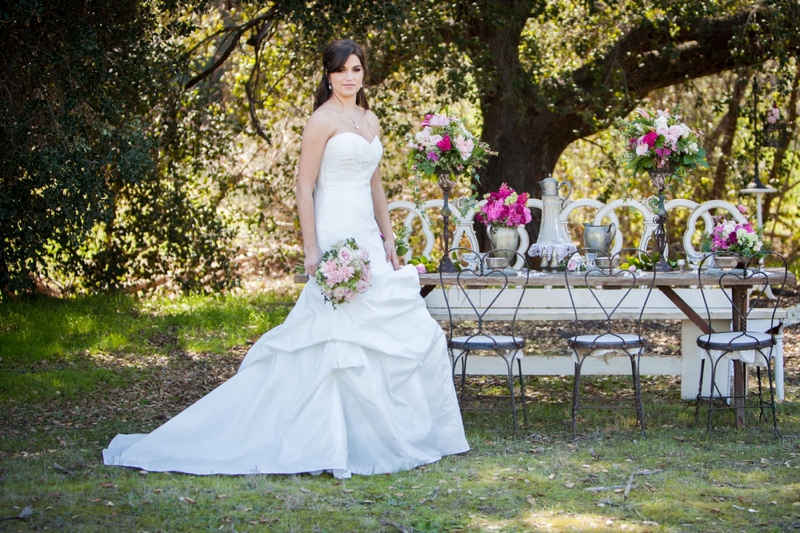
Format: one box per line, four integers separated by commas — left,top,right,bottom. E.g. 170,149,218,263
439,248,530,435
694,251,787,436
564,248,656,437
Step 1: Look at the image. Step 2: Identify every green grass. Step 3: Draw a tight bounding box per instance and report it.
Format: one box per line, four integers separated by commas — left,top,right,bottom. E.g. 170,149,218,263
1,291,799,532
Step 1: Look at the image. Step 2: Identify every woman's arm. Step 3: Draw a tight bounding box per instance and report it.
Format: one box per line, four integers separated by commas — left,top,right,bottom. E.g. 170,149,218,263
367,112,400,270
296,111,334,276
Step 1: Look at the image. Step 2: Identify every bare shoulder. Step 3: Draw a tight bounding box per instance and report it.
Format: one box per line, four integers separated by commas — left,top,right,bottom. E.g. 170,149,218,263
303,106,337,141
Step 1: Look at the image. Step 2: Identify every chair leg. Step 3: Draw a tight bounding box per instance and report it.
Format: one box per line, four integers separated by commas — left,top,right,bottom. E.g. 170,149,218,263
755,365,766,423
694,357,706,427
500,351,518,436
459,351,470,405
517,357,528,428
762,354,782,438
630,353,645,437
706,354,724,434
571,355,583,438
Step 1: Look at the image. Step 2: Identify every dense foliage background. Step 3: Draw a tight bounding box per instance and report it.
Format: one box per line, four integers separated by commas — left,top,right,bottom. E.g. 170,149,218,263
1,0,799,297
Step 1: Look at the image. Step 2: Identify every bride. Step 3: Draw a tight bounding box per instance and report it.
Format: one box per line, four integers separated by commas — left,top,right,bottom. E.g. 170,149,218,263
103,39,470,479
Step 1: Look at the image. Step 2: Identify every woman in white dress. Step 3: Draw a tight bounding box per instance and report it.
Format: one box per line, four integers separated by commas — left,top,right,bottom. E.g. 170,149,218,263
103,39,469,479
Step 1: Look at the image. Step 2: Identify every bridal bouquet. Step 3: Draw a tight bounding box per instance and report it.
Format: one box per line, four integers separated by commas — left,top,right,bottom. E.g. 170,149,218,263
406,112,494,184
615,107,708,184
701,218,768,257
475,183,532,227
316,238,372,308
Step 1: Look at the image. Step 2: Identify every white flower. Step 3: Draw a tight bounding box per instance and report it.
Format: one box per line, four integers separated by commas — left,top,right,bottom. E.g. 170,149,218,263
636,143,649,156
754,241,763,252
454,135,474,161
722,223,736,237
655,116,669,129
688,142,698,153
668,125,683,138
665,134,679,149
656,125,670,137
680,123,692,137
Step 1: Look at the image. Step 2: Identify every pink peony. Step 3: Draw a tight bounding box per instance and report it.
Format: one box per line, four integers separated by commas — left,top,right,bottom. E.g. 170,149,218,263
737,204,747,214
356,279,370,293
416,264,427,274
436,135,452,152
641,131,658,147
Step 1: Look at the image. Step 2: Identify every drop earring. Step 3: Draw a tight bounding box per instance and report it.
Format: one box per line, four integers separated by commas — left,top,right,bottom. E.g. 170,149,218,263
328,81,331,90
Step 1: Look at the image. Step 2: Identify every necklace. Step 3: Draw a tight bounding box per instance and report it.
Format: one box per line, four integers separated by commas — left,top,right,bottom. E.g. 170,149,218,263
345,111,360,130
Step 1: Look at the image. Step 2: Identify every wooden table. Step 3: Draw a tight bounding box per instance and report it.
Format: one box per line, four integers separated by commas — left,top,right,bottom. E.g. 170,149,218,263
421,269,796,429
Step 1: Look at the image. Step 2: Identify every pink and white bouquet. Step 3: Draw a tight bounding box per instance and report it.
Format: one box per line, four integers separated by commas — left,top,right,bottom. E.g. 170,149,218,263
315,238,371,308
767,104,781,124
406,112,494,184
615,107,708,182
475,183,532,227
701,218,768,257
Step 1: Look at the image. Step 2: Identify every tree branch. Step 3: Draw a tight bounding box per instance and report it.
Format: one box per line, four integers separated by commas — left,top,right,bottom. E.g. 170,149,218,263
568,7,800,115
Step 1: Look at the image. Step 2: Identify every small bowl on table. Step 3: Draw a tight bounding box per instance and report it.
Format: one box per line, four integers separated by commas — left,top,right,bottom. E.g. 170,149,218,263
485,257,509,271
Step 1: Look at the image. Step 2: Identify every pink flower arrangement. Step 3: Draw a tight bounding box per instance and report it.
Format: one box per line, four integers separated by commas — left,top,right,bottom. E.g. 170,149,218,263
615,107,708,183
406,112,494,184
767,104,781,124
475,184,532,227
701,218,767,257
315,238,371,308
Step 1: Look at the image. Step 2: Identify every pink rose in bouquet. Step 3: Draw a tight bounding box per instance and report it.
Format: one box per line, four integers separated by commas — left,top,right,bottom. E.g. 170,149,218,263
315,238,372,308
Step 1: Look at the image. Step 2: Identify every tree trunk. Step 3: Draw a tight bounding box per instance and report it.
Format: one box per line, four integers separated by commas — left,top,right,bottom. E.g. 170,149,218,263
480,102,590,242
708,74,747,200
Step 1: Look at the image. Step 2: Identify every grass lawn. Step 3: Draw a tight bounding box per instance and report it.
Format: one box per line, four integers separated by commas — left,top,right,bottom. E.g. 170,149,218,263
1,286,799,532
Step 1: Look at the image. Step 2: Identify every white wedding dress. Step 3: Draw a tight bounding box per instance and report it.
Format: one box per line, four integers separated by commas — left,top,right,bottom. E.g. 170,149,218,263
103,132,470,478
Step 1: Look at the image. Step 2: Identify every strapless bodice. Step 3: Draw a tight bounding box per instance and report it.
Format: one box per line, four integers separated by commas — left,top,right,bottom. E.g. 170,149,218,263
314,132,388,273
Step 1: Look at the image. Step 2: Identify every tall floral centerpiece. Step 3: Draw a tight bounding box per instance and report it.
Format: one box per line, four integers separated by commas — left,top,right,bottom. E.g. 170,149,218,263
407,113,494,272
476,184,532,261
615,107,708,271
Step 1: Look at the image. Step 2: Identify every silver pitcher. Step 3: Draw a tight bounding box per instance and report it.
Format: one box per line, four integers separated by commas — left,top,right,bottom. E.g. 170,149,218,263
536,176,573,245
583,222,616,253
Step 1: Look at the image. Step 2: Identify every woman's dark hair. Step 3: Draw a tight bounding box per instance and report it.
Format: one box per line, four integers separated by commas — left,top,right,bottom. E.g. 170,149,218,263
313,39,370,111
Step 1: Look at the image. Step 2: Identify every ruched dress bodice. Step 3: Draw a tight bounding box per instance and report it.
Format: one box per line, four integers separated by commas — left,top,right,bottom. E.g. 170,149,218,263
313,132,389,275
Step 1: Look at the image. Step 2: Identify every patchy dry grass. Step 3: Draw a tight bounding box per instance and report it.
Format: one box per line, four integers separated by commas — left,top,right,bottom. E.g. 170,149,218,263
1,288,800,532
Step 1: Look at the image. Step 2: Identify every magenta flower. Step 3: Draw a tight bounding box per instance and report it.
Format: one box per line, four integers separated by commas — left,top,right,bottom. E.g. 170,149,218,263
642,131,658,147
437,135,452,152
427,151,439,161
476,184,532,227
655,147,671,158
